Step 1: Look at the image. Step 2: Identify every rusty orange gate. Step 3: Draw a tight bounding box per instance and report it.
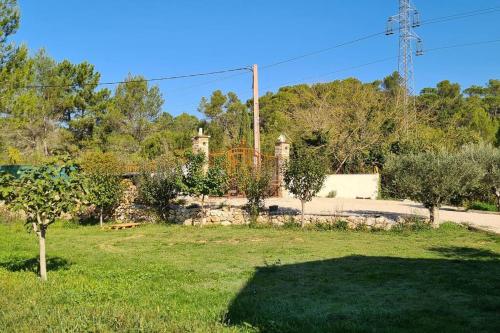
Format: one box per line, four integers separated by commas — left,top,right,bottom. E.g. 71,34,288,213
209,146,280,197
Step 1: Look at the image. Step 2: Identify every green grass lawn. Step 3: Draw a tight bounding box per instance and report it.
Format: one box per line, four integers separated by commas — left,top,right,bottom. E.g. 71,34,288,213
0,222,499,332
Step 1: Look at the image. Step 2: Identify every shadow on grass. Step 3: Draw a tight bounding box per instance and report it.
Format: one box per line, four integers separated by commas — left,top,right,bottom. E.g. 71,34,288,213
224,250,500,332
0,256,71,273
429,246,500,260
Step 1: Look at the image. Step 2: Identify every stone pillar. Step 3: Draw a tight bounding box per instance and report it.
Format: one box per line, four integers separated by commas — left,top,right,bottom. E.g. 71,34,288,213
192,128,210,173
274,134,290,197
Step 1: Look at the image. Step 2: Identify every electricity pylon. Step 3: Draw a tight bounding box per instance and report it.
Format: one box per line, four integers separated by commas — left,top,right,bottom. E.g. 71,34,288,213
386,0,423,108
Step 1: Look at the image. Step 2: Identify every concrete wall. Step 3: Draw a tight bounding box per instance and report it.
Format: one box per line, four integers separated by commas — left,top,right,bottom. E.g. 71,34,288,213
316,174,380,199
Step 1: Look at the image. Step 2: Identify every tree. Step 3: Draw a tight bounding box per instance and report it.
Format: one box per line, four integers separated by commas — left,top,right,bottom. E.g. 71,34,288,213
182,152,228,225
461,144,500,211
284,147,327,227
79,151,123,226
2,164,83,280
0,0,20,65
238,166,272,220
138,156,183,221
113,74,163,142
199,90,252,149
383,151,482,226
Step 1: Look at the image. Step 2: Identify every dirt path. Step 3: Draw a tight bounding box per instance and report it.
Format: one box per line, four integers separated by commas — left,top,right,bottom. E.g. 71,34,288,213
213,197,500,233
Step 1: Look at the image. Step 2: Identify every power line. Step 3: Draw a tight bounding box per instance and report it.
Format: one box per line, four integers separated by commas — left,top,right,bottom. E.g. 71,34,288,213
22,66,251,89
15,5,500,91
260,5,500,70
420,6,500,25
261,38,500,92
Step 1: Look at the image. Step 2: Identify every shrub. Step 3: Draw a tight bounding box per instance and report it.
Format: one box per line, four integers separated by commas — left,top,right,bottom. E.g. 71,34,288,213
138,157,183,221
460,144,500,211
79,151,124,226
467,201,498,212
383,151,482,226
238,166,272,220
326,190,337,198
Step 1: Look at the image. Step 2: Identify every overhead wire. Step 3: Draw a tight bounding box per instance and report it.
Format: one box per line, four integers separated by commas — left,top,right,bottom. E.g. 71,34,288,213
12,5,500,92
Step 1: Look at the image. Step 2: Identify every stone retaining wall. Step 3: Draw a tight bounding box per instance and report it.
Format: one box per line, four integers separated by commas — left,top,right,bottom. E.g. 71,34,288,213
113,181,406,230
168,204,400,230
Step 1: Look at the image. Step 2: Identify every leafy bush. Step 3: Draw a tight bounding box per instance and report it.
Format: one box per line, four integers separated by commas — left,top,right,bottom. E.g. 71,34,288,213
468,201,498,212
460,144,500,211
138,157,183,221
238,167,272,220
384,151,482,226
79,151,124,226
326,190,337,198
312,219,349,231
392,216,432,232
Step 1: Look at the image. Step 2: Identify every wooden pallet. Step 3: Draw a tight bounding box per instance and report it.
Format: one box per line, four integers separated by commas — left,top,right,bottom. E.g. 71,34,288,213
106,223,141,230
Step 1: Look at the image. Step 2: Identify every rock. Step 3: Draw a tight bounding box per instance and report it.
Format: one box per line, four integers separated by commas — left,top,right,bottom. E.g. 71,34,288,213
221,221,231,226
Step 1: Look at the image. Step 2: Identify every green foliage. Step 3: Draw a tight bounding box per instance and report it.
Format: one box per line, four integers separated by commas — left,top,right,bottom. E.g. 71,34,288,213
138,157,183,221
384,150,482,224
238,167,272,218
326,190,337,198
460,143,500,210
79,151,124,225
0,171,15,201
4,163,84,227
312,219,349,231
467,201,498,212
182,152,228,200
284,147,327,225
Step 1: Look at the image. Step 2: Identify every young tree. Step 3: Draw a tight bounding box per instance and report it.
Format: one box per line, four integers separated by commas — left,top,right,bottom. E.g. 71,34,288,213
238,166,272,220
138,157,183,221
182,152,228,225
79,151,123,226
384,151,482,226
284,148,327,227
2,164,83,281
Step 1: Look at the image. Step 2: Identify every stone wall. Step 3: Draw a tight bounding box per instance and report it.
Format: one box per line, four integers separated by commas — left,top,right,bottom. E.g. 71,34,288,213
114,180,403,230
168,204,400,230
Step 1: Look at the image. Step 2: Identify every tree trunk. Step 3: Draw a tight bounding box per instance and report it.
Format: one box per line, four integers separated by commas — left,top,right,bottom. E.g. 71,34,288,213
429,206,440,228
494,187,500,212
99,207,103,227
200,195,206,227
300,200,305,228
39,225,47,281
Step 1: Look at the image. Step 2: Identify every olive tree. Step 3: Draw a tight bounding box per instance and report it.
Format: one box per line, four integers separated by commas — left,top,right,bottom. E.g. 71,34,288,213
138,157,183,221
284,148,327,227
384,151,482,226
461,144,500,210
2,164,83,281
182,152,228,225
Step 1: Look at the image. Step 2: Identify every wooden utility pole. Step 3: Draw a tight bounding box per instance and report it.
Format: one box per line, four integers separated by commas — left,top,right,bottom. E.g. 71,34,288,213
252,64,260,165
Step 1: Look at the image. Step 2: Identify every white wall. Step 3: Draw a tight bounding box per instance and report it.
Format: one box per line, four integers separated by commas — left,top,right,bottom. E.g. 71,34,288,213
316,174,380,199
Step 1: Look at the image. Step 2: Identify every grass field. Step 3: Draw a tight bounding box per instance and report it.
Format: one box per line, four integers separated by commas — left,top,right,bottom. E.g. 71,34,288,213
0,222,499,332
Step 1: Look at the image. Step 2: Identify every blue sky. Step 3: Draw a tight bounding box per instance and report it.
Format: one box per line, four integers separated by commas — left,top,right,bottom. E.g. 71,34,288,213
13,0,500,117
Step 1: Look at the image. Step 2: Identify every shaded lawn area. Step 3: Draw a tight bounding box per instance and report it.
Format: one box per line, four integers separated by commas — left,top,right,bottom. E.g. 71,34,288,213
0,222,499,332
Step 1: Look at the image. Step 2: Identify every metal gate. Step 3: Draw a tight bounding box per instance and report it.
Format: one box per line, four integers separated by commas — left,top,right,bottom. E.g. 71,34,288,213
209,146,280,197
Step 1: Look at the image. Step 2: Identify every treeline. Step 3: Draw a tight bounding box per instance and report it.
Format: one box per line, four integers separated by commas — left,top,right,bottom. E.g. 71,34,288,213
0,1,499,173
